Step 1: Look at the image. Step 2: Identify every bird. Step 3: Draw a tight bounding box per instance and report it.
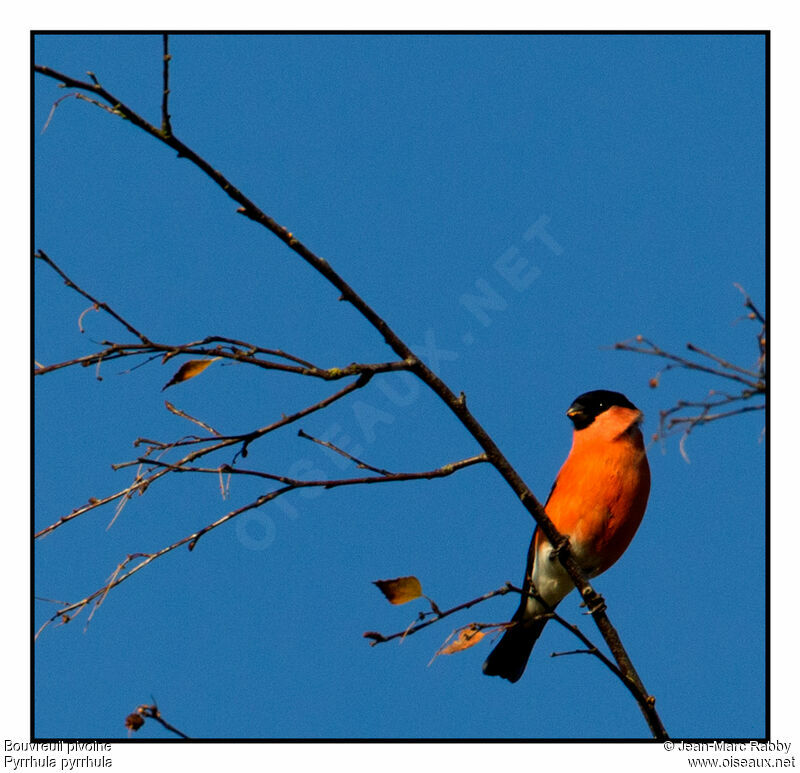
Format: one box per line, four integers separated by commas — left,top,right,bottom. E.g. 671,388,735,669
482,389,651,683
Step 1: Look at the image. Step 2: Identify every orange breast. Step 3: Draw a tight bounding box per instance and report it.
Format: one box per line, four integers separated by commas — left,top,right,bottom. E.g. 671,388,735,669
540,409,651,576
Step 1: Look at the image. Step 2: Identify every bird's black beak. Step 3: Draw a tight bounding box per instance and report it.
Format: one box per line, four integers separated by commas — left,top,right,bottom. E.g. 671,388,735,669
566,401,592,430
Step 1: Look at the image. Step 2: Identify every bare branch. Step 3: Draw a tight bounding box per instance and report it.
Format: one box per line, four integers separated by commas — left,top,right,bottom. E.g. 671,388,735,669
164,401,221,436
35,375,372,539
666,403,765,427
36,454,488,636
297,428,393,475
734,282,765,325
161,34,173,136
613,288,765,459
36,250,150,343
660,393,765,463
369,578,661,729
131,453,489,491
614,335,763,391
41,91,123,134
685,342,762,379
35,58,667,738
35,252,412,383
126,703,188,739
37,492,289,638
364,583,519,645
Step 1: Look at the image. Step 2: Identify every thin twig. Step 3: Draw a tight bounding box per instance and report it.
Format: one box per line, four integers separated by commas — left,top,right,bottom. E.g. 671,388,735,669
37,455,488,635
734,282,765,325
40,92,121,134
364,583,519,645
666,402,765,428
35,250,150,343
33,255,411,382
37,492,291,637
132,454,488,491
127,704,189,739
370,578,660,727
161,34,172,136
35,376,372,539
35,60,667,738
685,342,762,379
614,288,765,459
614,336,763,391
164,401,221,436
297,428,393,475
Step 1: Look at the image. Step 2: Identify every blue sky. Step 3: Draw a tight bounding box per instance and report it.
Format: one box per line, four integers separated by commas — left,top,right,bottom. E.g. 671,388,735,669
33,33,765,741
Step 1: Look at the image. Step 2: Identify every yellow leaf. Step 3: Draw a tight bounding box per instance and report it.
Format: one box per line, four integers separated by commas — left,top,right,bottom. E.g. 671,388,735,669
373,576,423,605
162,358,221,391
438,624,486,655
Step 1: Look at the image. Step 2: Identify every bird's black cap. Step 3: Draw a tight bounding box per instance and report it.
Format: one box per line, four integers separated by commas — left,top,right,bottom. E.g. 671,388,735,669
566,390,638,431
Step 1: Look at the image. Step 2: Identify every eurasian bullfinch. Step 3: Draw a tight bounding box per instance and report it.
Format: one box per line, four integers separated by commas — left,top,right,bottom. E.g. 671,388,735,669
483,390,650,682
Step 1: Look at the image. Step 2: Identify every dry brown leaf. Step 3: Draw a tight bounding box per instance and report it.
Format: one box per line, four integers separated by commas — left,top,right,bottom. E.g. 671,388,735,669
373,576,423,605
125,713,145,731
438,624,486,655
162,357,221,391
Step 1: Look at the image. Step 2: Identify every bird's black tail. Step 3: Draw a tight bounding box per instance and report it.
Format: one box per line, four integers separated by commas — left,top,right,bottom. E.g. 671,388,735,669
482,618,547,683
